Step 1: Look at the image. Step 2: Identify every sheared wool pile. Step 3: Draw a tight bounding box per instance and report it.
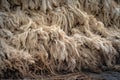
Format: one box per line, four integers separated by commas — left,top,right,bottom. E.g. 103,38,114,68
0,0,120,79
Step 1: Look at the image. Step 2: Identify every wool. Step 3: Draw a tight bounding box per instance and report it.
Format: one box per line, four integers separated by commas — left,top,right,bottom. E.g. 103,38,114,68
0,0,120,79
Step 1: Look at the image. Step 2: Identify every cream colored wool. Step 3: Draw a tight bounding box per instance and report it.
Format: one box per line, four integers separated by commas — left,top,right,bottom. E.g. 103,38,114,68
0,0,120,79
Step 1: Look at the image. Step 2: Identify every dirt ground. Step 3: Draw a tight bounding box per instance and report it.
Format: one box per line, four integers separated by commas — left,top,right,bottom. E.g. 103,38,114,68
88,71,120,80
44,71,120,80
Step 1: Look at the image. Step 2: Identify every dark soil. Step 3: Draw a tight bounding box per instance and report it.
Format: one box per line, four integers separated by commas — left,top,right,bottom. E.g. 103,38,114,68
88,71,120,80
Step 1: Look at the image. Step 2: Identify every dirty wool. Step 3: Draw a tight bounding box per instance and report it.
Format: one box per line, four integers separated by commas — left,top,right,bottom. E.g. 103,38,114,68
0,0,120,79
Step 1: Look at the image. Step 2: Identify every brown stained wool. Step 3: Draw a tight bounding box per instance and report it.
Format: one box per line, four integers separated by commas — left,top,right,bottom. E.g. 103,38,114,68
0,0,120,79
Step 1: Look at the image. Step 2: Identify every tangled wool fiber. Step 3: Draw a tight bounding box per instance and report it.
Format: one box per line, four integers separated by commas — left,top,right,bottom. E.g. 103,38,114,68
0,0,120,79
